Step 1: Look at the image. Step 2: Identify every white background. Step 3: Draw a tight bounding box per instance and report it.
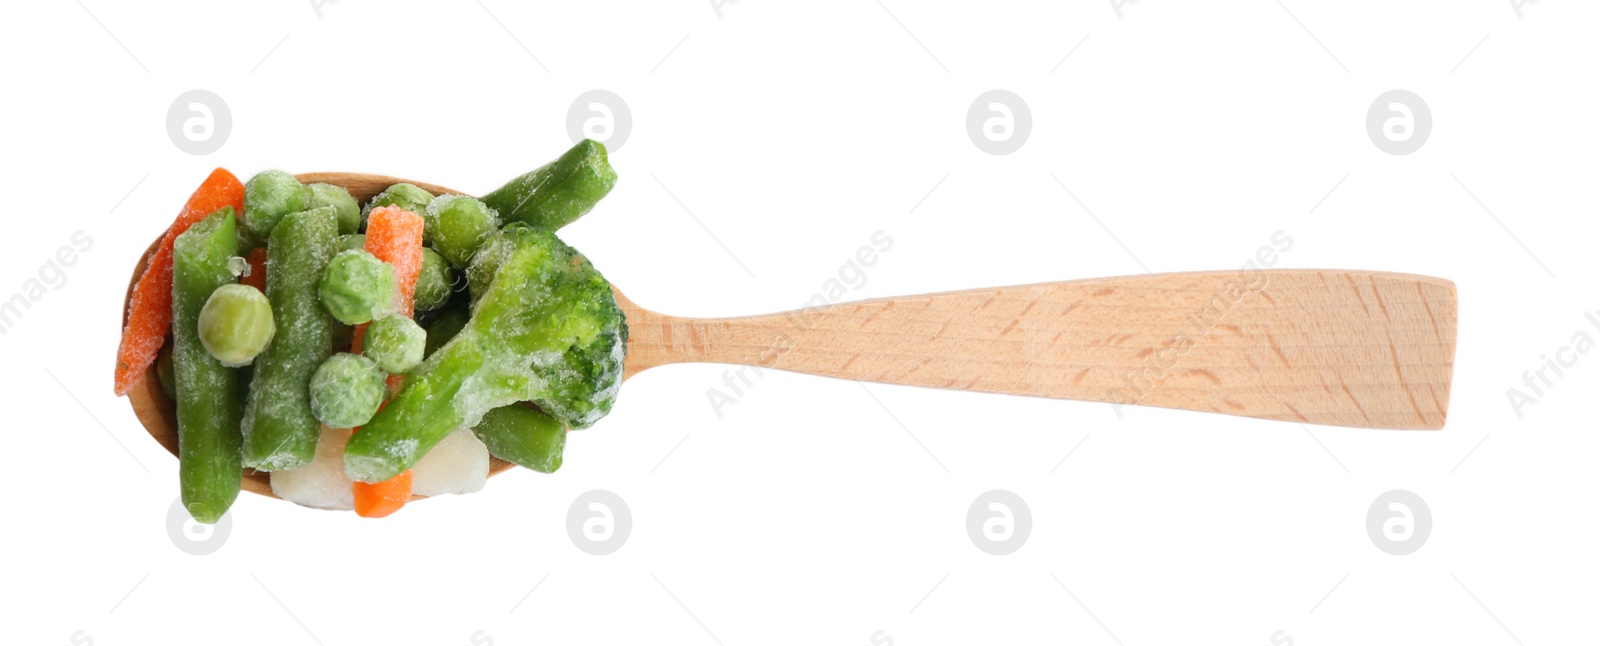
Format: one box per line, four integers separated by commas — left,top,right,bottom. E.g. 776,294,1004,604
2,1,1596,644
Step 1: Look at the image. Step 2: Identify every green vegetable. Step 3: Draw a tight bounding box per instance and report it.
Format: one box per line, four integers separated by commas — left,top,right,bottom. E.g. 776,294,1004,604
318,249,395,325
413,248,453,312
361,183,433,230
157,341,176,399
338,233,367,253
309,353,386,428
364,314,425,374
307,183,361,235
424,195,500,268
237,223,265,255
423,307,468,357
343,227,627,482
472,405,565,473
197,284,275,367
463,231,628,424
171,207,243,523
243,170,310,237
241,207,339,470
480,139,617,231
463,230,509,305
533,317,626,427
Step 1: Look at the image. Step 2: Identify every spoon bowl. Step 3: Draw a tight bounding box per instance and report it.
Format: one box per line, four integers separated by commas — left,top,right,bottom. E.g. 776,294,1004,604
125,174,506,500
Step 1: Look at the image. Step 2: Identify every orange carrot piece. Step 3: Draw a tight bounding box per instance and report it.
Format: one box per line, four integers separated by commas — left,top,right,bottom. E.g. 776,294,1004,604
350,206,426,517
350,206,425,354
114,168,246,395
240,247,268,292
353,469,413,518
364,206,426,314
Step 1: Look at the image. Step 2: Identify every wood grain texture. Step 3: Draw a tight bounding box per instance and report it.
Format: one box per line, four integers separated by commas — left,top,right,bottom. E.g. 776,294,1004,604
126,172,1459,506
618,270,1457,429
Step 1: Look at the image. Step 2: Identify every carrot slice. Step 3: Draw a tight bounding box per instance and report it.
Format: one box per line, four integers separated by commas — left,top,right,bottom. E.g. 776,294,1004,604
350,206,426,517
114,168,246,396
352,466,413,517
366,206,426,313
240,247,268,292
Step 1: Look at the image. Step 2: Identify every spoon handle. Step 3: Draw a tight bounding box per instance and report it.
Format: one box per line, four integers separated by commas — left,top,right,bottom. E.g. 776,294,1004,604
619,269,1457,429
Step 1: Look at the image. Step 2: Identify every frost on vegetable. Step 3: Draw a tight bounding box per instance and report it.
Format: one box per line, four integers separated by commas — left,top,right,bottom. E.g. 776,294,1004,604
241,207,339,471
171,208,244,523
309,353,386,429
424,195,500,268
306,182,361,235
338,233,367,253
360,183,433,230
243,170,310,237
363,314,425,374
271,426,355,511
412,248,454,312
319,249,395,325
410,428,489,497
480,139,617,231
342,227,627,483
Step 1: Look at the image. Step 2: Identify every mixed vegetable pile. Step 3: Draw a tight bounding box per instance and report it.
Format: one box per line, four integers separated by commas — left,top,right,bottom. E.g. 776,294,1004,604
115,140,625,522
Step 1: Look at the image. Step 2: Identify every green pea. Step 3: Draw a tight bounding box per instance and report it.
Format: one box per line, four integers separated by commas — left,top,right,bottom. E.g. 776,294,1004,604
364,314,426,374
338,233,367,253
197,284,276,367
243,170,310,237
308,353,386,429
171,207,244,522
413,248,454,311
319,249,394,325
361,183,434,231
424,195,501,268
307,183,361,235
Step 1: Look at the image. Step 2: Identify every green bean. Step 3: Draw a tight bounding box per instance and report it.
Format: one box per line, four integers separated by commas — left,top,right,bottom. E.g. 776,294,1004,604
480,139,617,231
472,405,565,473
241,207,339,470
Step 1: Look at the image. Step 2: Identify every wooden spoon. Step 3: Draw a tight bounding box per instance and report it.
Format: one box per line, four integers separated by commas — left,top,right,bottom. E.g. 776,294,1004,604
126,173,1458,498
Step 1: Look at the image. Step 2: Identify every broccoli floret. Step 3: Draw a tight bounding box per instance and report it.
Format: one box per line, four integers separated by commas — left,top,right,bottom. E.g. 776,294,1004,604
343,227,626,482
